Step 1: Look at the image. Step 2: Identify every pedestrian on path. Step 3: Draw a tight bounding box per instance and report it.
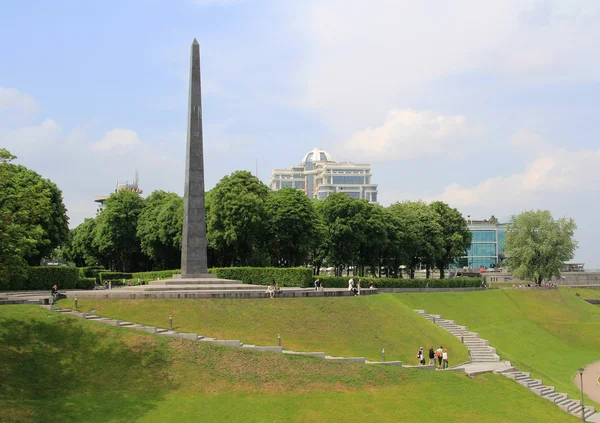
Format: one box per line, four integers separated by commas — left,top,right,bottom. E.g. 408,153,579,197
442,349,449,369
436,346,443,369
348,278,354,293
314,279,320,291
416,347,425,365
428,346,435,365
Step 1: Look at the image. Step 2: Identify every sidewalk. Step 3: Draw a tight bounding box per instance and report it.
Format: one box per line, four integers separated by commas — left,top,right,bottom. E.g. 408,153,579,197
578,360,600,404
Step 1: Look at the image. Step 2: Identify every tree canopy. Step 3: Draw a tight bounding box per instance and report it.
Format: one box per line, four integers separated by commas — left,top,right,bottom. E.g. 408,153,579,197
504,210,577,285
0,149,69,285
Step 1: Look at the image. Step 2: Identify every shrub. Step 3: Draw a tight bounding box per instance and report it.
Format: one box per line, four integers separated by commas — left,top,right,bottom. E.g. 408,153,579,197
132,269,181,282
26,266,81,290
78,266,106,282
98,272,133,283
76,277,96,290
312,276,482,289
209,267,313,287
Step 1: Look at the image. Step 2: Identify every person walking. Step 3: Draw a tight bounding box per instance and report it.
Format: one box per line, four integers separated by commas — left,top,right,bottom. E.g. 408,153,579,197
435,346,443,369
314,279,320,291
416,347,425,365
348,277,355,295
428,346,435,365
442,348,449,369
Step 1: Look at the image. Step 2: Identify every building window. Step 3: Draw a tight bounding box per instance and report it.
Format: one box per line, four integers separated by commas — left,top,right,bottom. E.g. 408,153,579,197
318,192,329,199
471,230,496,243
371,192,377,202
281,181,293,188
332,175,365,184
346,192,361,199
467,244,496,257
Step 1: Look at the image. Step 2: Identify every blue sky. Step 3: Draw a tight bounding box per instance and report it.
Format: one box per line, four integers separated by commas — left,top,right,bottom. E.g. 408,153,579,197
1,0,599,267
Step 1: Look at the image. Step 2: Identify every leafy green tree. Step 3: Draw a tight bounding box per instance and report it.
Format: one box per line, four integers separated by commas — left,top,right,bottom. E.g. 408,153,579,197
388,201,443,278
65,218,102,267
309,199,328,275
94,190,146,271
430,201,472,278
137,191,183,270
505,210,577,285
319,193,370,276
0,149,69,286
265,188,317,267
207,171,270,266
356,203,389,277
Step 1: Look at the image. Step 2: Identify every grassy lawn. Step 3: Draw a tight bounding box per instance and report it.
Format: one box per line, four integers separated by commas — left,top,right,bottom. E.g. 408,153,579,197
57,295,469,364
395,289,600,407
0,305,578,422
560,287,600,299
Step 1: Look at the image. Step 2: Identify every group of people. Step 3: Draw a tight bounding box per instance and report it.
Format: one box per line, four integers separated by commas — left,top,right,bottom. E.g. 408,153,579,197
265,281,281,298
348,278,375,296
417,346,449,369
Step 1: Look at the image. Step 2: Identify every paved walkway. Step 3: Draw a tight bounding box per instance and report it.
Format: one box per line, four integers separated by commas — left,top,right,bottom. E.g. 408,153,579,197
578,360,600,404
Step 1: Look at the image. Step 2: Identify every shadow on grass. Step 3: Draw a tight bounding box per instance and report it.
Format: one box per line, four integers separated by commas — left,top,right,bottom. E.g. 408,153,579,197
0,313,175,423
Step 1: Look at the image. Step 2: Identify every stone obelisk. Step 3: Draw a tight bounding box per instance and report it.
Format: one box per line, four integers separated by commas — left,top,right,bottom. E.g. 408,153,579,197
180,39,209,278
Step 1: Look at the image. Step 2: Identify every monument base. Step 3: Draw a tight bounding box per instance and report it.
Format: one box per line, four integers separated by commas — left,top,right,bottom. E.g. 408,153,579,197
151,275,245,286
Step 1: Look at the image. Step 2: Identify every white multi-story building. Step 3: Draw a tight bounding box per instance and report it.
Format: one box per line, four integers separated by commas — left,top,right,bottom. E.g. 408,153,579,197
269,148,378,203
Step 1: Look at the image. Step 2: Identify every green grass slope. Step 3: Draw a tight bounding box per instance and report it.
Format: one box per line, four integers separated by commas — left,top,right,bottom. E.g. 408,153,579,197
0,305,578,422
59,295,469,364
395,289,600,406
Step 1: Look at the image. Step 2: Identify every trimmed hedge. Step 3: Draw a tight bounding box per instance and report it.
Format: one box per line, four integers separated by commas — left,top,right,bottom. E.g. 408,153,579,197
76,277,97,290
132,269,181,282
209,267,313,287
312,276,482,289
26,266,81,290
78,266,106,282
98,272,133,283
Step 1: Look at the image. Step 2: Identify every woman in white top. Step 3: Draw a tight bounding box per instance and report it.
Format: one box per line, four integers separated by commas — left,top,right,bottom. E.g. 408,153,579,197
348,278,354,291
442,349,449,369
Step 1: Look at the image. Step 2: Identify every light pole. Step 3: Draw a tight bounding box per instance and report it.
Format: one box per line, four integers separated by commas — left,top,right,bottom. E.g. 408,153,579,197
578,367,585,422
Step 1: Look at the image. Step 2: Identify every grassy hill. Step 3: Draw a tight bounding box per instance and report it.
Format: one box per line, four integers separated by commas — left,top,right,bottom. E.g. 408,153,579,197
58,295,469,364
0,304,578,422
395,289,600,406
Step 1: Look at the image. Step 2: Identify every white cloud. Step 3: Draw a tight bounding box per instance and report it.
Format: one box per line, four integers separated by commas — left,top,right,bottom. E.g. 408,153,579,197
341,108,483,161
0,119,62,152
292,0,600,128
0,87,39,114
91,129,141,152
429,135,600,208
511,129,548,155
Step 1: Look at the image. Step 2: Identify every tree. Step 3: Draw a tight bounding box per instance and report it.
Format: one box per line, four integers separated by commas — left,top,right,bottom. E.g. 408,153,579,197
207,171,270,266
0,149,69,286
430,201,472,278
137,191,183,270
388,201,443,278
504,210,577,285
93,190,146,271
265,188,317,267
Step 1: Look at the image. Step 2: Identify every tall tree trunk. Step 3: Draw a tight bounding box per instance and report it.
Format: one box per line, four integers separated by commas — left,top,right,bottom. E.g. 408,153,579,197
439,267,445,279
426,264,431,279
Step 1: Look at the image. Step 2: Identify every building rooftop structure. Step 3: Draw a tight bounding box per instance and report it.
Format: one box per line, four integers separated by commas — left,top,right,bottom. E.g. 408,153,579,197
269,148,378,203
94,171,143,215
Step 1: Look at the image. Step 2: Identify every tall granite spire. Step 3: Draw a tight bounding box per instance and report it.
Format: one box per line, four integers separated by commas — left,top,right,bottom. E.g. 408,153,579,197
180,38,208,278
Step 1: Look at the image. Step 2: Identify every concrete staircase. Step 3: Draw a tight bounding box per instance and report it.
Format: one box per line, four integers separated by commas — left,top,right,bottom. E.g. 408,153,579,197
414,309,500,363
414,309,600,422
47,306,401,367
496,368,600,422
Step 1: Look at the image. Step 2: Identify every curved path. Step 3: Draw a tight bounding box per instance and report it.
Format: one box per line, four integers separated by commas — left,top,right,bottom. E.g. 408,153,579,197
578,360,600,404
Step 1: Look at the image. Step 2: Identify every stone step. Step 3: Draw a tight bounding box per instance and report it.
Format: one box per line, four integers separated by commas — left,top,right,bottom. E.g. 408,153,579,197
84,315,102,320
558,400,578,413
531,385,555,396
565,400,582,413
157,330,180,338
282,350,326,358
543,392,566,403
576,406,597,419
324,356,366,364
365,361,403,366
518,379,543,388
199,339,242,348
472,357,501,362
240,345,282,353
414,309,427,314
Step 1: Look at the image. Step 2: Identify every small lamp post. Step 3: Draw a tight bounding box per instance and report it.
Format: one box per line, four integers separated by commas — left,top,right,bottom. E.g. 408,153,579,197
578,367,585,422
381,348,385,362
74,296,78,310
169,314,173,331
277,334,281,347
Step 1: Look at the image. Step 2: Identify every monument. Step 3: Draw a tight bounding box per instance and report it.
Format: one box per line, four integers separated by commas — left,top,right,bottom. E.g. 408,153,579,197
180,38,209,278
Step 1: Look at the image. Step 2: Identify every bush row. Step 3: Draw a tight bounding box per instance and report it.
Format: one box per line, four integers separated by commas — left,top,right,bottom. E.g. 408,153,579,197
0,266,98,291
98,272,133,283
209,267,313,287
131,269,181,282
78,266,106,280
311,276,482,289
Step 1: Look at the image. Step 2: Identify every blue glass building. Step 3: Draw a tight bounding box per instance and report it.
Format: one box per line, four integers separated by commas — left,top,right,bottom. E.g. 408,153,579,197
458,221,508,270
